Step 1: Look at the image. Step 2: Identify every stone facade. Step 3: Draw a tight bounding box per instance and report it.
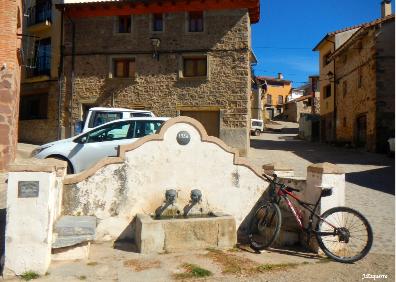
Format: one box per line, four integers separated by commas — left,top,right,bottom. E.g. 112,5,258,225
18,1,63,144
0,0,22,171
333,15,394,152
59,9,253,155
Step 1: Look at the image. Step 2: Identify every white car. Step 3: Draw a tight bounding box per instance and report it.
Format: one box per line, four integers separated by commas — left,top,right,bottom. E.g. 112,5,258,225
251,119,264,136
76,107,156,134
32,117,168,174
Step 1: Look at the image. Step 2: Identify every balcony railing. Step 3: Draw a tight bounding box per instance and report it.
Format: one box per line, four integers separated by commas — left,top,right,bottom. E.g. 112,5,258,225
26,55,51,78
27,2,52,27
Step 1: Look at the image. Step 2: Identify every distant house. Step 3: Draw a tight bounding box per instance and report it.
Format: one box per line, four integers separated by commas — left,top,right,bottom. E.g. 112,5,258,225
283,76,320,123
313,1,394,152
254,73,292,121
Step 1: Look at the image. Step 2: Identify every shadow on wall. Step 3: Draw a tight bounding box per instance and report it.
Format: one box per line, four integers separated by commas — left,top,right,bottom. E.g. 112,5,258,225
0,209,6,275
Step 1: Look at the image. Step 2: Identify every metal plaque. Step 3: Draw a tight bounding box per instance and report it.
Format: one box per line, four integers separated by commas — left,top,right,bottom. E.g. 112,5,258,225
176,131,191,145
18,181,40,198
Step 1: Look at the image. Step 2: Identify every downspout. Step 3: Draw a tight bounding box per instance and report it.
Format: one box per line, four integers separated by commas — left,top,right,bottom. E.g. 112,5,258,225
65,13,75,136
333,46,337,142
57,9,64,140
325,38,337,142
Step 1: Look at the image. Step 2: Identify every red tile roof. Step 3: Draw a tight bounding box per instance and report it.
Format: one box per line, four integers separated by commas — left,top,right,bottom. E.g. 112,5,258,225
313,14,395,51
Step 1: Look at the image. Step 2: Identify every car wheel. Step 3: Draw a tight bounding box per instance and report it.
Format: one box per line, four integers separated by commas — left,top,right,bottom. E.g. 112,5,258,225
47,156,74,174
255,129,261,136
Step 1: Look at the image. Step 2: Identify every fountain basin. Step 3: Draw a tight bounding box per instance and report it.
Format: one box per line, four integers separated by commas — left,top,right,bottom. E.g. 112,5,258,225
135,213,236,254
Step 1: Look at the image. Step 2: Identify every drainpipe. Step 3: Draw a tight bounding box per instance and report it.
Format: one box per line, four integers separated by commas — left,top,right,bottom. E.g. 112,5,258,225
325,38,337,142
57,9,64,140
65,13,75,136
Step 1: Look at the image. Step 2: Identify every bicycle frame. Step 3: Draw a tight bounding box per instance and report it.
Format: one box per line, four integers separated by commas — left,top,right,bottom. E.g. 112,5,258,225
266,175,338,237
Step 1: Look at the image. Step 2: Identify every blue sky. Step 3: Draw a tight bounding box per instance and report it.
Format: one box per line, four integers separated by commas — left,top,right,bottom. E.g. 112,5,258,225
252,0,395,86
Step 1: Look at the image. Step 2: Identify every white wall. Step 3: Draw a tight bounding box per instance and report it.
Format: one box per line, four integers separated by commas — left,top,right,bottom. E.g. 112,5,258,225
63,118,269,241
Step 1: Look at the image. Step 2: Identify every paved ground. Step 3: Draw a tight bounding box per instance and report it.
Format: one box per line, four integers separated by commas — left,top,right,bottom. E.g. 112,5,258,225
1,131,394,281
4,242,394,282
248,121,395,256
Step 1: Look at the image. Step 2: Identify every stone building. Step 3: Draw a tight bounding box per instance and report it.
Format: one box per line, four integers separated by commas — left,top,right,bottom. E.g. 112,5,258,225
18,0,62,144
330,14,394,152
38,0,260,156
313,26,360,143
314,0,394,152
254,73,292,121
0,0,23,171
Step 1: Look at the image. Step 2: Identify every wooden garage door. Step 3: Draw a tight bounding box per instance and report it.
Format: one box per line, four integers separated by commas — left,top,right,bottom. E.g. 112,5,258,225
180,110,220,137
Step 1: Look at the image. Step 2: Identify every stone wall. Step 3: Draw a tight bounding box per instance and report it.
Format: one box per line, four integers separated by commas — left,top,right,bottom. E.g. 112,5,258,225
335,19,395,152
62,9,252,154
19,81,59,144
335,30,377,150
0,0,22,171
376,18,395,152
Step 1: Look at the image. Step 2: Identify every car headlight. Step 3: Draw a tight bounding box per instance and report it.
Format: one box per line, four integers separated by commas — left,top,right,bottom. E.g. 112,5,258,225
31,144,54,157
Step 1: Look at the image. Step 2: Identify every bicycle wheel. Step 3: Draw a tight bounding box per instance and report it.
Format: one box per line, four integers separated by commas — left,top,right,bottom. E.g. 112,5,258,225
316,206,373,263
249,202,282,251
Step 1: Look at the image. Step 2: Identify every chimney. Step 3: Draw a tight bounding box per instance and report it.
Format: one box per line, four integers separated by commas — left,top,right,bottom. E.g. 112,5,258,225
277,72,283,80
382,0,392,18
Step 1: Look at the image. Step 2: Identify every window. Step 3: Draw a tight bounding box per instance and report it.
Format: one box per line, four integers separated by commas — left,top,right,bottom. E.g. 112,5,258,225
113,58,135,78
324,84,331,98
117,15,131,33
19,94,48,120
188,11,203,32
358,68,363,88
343,117,347,127
88,111,123,128
86,121,132,143
278,95,283,104
130,112,152,117
133,120,164,138
183,57,207,77
152,13,163,32
323,51,331,66
343,81,347,97
27,38,51,77
266,94,272,105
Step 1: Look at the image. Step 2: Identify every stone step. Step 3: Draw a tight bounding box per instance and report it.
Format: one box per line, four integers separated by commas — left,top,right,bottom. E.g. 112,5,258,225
52,216,96,249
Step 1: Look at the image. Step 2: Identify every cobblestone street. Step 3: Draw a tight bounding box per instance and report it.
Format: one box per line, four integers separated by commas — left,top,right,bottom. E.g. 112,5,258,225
248,121,395,255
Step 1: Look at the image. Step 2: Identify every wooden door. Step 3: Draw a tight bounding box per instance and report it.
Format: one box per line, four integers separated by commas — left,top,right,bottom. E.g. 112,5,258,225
180,110,220,137
356,115,367,147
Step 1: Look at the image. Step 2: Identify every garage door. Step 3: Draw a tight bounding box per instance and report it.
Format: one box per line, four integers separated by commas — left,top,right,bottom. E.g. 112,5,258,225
180,110,220,137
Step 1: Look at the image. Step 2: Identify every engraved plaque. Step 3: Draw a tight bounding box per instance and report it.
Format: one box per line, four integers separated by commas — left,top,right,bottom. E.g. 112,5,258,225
176,131,191,145
18,181,40,198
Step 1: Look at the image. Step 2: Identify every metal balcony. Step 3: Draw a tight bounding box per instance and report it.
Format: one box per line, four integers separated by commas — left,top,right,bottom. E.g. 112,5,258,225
26,55,51,78
27,2,52,27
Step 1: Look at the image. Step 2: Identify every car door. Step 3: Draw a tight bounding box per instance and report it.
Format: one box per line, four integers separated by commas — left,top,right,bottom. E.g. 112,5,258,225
69,120,135,172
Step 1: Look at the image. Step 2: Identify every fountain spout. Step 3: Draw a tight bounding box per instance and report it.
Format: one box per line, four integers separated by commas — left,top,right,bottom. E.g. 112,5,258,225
155,189,180,218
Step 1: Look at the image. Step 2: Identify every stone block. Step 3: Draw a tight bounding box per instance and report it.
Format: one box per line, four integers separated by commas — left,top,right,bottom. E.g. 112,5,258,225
135,213,236,254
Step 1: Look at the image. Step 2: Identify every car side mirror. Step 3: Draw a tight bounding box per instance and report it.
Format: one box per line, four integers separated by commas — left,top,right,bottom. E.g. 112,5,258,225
76,136,87,144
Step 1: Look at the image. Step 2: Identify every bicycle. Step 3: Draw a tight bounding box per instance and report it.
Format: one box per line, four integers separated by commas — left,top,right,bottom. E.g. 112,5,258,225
248,173,373,263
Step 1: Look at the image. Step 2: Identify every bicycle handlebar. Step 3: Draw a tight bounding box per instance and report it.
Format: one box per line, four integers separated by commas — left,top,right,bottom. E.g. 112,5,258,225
262,173,300,193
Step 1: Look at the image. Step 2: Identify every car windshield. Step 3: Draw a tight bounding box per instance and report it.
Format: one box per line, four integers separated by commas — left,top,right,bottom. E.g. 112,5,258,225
88,111,123,128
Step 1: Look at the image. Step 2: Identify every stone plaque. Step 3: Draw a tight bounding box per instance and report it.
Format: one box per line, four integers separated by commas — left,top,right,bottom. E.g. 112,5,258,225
18,181,40,198
176,131,191,145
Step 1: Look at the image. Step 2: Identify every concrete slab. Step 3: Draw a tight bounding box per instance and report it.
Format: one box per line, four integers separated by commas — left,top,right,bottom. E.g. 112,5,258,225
52,216,96,249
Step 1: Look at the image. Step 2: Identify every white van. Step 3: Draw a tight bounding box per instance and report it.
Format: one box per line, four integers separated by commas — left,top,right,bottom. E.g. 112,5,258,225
76,107,155,134
251,119,264,136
